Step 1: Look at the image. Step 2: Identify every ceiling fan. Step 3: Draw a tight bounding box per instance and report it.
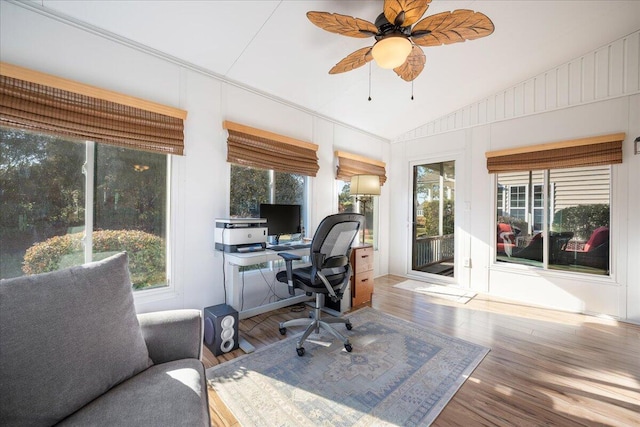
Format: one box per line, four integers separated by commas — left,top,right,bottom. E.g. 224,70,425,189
307,0,495,82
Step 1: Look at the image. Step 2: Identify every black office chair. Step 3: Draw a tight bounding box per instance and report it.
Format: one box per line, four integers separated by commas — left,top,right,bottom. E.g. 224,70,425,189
276,213,364,356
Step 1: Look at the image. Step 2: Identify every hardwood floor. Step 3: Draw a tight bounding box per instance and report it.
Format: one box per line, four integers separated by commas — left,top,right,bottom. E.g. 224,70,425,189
203,275,640,426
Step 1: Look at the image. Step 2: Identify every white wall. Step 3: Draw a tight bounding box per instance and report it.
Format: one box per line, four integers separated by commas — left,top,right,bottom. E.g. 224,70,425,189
390,30,640,322
626,94,640,322
393,31,640,142
0,2,390,314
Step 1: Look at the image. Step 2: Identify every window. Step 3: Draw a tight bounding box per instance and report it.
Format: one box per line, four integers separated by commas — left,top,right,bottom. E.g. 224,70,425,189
497,185,505,217
223,120,317,241
496,165,610,276
509,186,526,220
230,165,307,240
334,151,386,249
337,179,378,248
488,133,622,277
0,63,185,290
533,184,544,231
0,127,169,289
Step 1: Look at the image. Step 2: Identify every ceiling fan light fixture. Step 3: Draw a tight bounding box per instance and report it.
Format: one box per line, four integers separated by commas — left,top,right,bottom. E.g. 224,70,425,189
371,35,412,69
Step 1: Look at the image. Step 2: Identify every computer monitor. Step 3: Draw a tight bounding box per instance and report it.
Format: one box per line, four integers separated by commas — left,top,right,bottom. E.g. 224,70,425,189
259,203,302,243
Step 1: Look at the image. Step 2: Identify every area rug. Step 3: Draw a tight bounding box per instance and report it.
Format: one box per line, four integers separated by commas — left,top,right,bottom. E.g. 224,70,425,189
394,280,477,304
206,307,489,426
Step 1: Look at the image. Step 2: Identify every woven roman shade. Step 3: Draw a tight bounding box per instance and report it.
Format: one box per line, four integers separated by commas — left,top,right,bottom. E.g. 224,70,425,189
486,133,625,173
223,120,319,176
0,62,186,155
335,150,387,186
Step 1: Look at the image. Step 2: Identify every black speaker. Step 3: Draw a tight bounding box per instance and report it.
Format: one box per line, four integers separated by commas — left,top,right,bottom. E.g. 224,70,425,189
203,304,239,356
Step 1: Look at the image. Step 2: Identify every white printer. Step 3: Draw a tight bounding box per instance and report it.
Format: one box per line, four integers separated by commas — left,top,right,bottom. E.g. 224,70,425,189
214,218,267,253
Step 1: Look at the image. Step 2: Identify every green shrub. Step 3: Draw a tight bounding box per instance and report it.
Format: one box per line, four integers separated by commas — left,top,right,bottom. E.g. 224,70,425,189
552,204,609,240
23,230,165,289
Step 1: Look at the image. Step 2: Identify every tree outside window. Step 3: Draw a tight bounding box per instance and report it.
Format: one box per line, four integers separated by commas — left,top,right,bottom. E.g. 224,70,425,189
230,164,306,234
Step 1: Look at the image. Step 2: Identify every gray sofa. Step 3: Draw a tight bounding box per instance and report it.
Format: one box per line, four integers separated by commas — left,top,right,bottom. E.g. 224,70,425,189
0,252,210,426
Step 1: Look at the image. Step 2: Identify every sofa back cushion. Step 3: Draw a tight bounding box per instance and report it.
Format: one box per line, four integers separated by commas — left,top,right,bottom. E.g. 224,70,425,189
0,252,152,426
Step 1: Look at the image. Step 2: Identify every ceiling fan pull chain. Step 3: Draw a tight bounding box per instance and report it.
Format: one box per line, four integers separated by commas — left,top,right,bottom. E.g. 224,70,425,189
368,62,372,101
411,80,414,100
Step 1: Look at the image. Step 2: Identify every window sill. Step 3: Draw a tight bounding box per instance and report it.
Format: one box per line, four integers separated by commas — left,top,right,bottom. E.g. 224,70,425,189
133,285,179,305
489,261,617,286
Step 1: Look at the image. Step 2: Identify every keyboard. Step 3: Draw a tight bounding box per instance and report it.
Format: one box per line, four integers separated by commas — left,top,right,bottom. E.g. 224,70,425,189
268,243,311,251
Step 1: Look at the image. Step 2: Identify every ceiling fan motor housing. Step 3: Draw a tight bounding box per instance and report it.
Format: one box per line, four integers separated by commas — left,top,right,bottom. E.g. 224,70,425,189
374,13,411,41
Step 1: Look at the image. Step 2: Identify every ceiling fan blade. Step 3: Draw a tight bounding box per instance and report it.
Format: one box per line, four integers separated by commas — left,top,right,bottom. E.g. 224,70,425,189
383,0,432,27
329,47,374,74
393,45,426,81
307,11,378,38
411,10,494,46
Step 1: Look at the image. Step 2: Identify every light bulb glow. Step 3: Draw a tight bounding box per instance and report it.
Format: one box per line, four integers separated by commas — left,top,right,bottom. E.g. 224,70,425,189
371,36,412,69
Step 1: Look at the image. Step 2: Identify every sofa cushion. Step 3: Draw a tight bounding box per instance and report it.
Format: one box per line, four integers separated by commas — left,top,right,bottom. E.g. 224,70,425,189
58,359,210,426
0,252,152,426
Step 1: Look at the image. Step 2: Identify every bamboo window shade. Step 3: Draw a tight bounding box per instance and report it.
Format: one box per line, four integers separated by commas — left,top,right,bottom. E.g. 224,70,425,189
0,62,186,155
223,120,319,176
335,151,387,185
485,133,625,173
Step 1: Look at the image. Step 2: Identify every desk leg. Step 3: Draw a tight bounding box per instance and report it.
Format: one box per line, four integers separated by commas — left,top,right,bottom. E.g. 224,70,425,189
226,263,257,354
226,262,241,312
224,257,312,354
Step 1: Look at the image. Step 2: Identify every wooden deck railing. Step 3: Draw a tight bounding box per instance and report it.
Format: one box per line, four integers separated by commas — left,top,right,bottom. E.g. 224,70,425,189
413,234,454,269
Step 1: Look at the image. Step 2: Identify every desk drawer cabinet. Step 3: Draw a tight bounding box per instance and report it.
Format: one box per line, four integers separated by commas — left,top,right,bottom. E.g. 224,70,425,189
351,245,374,306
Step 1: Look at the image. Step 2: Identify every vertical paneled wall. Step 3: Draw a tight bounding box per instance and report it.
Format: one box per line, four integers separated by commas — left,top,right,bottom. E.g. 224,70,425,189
394,30,640,142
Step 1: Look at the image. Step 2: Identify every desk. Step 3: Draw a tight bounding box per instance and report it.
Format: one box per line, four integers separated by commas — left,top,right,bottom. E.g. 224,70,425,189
222,247,312,352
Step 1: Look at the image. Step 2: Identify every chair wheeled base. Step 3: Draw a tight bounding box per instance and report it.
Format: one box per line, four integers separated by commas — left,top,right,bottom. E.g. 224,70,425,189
279,293,353,356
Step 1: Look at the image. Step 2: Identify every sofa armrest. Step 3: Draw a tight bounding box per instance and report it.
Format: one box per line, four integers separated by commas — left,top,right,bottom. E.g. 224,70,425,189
137,309,203,365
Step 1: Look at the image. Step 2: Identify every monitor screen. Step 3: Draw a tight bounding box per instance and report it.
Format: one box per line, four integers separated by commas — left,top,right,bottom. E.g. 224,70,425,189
259,203,302,238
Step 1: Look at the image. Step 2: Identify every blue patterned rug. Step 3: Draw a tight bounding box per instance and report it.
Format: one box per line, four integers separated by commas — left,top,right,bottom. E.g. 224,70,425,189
207,307,489,426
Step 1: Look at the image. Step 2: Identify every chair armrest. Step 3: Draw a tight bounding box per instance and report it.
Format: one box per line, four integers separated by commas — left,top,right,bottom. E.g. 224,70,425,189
279,253,302,295
278,252,302,262
137,309,203,364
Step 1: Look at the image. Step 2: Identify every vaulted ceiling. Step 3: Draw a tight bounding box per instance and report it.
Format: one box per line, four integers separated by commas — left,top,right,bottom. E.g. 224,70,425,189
30,0,640,140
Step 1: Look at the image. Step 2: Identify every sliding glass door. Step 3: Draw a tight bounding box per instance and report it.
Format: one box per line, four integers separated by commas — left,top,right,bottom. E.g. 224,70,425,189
411,161,456,278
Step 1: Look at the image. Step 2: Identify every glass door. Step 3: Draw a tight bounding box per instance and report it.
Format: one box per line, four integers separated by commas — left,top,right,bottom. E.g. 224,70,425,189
411,161,456,277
